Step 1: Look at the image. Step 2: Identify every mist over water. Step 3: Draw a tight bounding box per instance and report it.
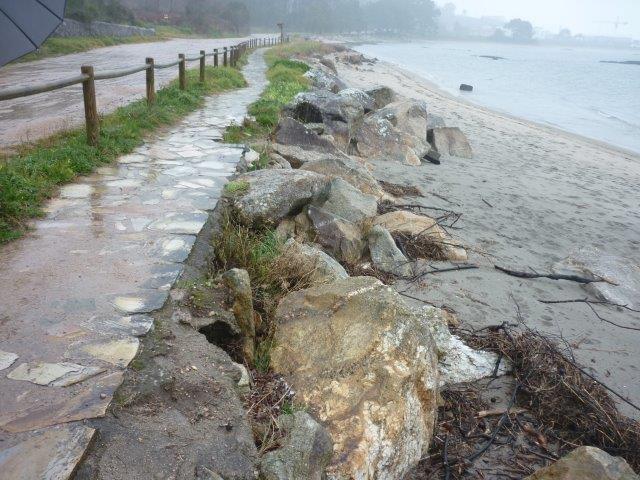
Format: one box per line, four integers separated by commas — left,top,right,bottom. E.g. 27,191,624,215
356,41,640,153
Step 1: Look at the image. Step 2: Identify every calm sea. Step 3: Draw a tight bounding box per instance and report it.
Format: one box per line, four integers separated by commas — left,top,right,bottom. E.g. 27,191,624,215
355,41,640,154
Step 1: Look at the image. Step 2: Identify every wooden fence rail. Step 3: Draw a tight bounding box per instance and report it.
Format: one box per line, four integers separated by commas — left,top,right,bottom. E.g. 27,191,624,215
0,35,289,146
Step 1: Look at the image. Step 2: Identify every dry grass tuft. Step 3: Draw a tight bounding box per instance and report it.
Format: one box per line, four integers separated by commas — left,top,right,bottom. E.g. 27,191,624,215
379,180,423,198
393,231,449,262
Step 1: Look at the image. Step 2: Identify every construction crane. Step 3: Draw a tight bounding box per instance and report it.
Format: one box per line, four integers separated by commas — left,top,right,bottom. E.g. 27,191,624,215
595,17,629,30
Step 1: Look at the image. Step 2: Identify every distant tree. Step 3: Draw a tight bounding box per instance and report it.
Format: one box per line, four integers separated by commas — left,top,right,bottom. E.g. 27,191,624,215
67,0,136,24
504,18,533,42
365,0,439,36
220,0,249,34
558,28,572,38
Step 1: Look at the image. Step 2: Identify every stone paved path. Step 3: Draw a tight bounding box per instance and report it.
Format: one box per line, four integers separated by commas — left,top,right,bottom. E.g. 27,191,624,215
0,49,267,479
0,35,276,150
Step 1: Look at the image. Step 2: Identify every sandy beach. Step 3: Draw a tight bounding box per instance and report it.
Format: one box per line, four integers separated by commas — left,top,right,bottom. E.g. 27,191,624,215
336,57,640,418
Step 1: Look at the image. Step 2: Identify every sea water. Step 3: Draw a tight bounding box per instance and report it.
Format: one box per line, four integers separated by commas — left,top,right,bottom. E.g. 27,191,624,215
355,41,640,154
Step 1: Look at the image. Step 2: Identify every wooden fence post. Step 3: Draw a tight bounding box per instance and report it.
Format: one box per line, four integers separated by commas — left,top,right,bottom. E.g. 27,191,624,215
223,47,228,67
178,54,186,90
199,50,206,83
80,65,99,146
214,48,218,67
145,57,155,105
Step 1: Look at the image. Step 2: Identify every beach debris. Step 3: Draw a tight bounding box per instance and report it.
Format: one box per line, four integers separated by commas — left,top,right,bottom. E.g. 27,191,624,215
427,126,473,159
495,264,614,284
260,412,333,480
368,225,414,278
374,210,468,262
378,180,422,198
478,55,506,61
460,83,474,91
270,276,438,480
462,322,640,471
539,297,640,332
525,446,639,480
553,246,640,309
226,169,329,227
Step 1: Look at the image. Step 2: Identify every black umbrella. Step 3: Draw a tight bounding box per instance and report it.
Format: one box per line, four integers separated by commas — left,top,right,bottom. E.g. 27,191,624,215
0,0,67,67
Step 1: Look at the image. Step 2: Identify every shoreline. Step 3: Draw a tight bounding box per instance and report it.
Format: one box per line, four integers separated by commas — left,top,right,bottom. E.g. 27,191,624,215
351,43,640,158
335,50,640,420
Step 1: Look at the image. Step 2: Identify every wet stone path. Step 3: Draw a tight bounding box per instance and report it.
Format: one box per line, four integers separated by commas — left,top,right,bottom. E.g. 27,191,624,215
0,49,266,479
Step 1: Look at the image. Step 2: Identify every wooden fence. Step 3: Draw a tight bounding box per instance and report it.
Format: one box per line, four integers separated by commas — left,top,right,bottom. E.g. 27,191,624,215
0,36,289,146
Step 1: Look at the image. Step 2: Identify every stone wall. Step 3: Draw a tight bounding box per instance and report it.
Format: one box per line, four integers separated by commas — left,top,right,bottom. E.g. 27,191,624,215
53,18,156,38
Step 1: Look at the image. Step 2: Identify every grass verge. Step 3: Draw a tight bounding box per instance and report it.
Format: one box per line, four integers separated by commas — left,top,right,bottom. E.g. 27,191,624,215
0,65,246,243
18,35,167,63
16,24,229,63
222,40,335,146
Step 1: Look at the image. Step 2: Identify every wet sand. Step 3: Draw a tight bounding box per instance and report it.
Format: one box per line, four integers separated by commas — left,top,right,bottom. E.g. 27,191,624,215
337,59,640,418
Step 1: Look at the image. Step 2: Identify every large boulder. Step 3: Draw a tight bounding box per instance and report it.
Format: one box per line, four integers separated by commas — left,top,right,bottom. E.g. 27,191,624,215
271,277,439,480
304,67,348,93
300,155,384,198
278,238,349,286
422,306,508,386
275,118,339,154
525,446,639,480
354,116,427,166
260,412,333,480
366,86,396,109
373,211,467,262
307,206,365,264
368,225,413,278
283,90,365,151
315,178,378,225
222,269,255,363
228,169,329,227
338,88,375,113
427,127,473,159
375,99,429,141
271,144,348,169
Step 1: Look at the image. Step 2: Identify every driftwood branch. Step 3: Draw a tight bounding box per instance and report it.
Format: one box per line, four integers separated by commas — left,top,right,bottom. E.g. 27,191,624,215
539,298,640,332
539,298,640,314
494,264,615,285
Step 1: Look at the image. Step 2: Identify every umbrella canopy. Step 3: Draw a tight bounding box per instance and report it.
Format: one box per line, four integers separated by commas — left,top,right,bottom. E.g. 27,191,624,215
0,0,67,67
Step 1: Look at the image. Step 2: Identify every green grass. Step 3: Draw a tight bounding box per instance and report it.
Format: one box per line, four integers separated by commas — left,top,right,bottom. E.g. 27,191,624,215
0,65,246,243
223,179,250,195
18,35,168,63
16,23,231,63
222,43,314,145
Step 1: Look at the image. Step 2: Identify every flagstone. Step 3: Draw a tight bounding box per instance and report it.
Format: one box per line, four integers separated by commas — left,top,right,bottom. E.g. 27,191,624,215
7,362,105,387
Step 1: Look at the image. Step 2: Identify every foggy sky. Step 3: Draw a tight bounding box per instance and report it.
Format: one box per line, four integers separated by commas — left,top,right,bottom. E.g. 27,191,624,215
439,0,640,38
